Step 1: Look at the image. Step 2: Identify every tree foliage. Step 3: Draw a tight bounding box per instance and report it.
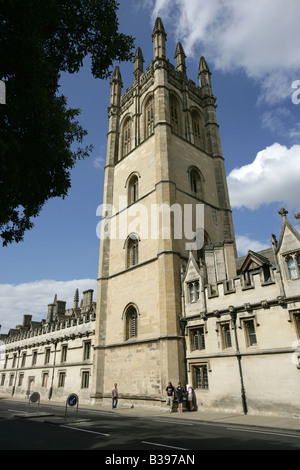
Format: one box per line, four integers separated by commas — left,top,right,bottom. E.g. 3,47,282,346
0,0,134,245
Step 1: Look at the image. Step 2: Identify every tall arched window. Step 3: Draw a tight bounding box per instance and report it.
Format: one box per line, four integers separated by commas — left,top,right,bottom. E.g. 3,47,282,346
145,96,154,138
170,95,180,134
125,305,138,340
128,174,139,205
192,111,201,147
127,234,139,268
123,117,131,157
189,167,204,198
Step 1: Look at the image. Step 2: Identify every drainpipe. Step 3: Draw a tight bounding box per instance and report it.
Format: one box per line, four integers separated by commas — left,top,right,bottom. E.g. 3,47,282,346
11,348,21,397
229,308,248,415
180,265,188,384
48,340,57,401
179,316,188,384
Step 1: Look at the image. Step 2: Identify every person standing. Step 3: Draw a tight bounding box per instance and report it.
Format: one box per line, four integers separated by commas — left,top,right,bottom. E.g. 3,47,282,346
112,383,118,409
176,382,185,413
186,383,194,411
165,382,175,412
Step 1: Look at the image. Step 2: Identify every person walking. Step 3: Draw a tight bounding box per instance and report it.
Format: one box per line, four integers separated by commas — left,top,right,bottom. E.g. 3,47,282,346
165,382,175,412
112,383,118,409
176,382,185,413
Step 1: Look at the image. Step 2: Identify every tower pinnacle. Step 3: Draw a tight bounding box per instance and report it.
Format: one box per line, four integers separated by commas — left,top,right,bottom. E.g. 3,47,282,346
134,47,144,83
152,17,167,59
174,42,187,75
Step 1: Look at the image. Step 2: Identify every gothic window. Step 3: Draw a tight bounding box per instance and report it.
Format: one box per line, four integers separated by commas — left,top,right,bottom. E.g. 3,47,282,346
58,371,66,388
81,371,90,389
32,350,38,366
220,322,232,349
125,305,138,340
188,281,200,302
127,234,139,268
45,348,51,365
286,256,299,279
193,365,209,390
190,327,205,351
42,372,48,388
170,95,180,134
244,319,257,347
192,111,201,147
145,96,154,138
21,352,26,367
61,344,68,363
83,341,91,361
188,282,195,302
189,168,203,198
128,174,139,205
123,117,131,157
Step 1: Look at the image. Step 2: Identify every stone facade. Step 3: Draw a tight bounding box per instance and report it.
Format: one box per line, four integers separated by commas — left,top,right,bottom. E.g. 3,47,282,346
183,211,300,416
0,290,96,404
91,17,237,408
1,18,299,416
91,18,300,415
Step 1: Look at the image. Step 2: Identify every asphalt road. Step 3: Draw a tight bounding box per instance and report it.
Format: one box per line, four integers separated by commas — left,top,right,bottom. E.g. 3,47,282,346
0,399,299,453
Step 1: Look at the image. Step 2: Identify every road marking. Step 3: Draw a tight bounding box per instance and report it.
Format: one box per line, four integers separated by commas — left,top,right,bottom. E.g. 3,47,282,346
8,409,27,414
60,425,110,437
151,419,194,426
226,427,300,439
142,441,189,450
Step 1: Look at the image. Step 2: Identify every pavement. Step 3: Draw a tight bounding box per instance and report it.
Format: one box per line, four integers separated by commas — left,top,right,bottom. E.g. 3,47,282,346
1,395,300,434
101,404,300,434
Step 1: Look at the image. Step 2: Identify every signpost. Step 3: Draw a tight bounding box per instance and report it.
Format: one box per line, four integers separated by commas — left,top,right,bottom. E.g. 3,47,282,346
27,392,40,414
65,393,79,421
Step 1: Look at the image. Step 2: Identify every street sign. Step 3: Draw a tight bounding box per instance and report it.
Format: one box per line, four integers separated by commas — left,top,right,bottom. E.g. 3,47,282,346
27,392,40,414
30,392,40,403
67,394,78,407
65,393,79,421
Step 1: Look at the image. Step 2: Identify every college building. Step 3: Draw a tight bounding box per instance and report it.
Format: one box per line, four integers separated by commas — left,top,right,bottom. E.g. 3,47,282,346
1,18,299,416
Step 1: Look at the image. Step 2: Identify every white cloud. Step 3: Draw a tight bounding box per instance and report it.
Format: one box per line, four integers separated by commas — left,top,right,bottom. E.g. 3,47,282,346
93,156,105,171
145,0,300,104
227,143,300,210
236,235,270,257
0,279,97,334
261,108,293,135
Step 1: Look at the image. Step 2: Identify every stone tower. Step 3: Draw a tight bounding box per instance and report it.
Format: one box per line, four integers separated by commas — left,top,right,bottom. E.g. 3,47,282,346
91,18,236,406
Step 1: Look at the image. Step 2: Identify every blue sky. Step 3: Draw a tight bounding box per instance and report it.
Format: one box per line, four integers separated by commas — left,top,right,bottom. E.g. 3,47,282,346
1,0,300,333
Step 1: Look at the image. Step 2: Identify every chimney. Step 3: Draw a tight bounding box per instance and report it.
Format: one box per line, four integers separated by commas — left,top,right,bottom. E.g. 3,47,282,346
53,300,66,317
22,315,32,330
